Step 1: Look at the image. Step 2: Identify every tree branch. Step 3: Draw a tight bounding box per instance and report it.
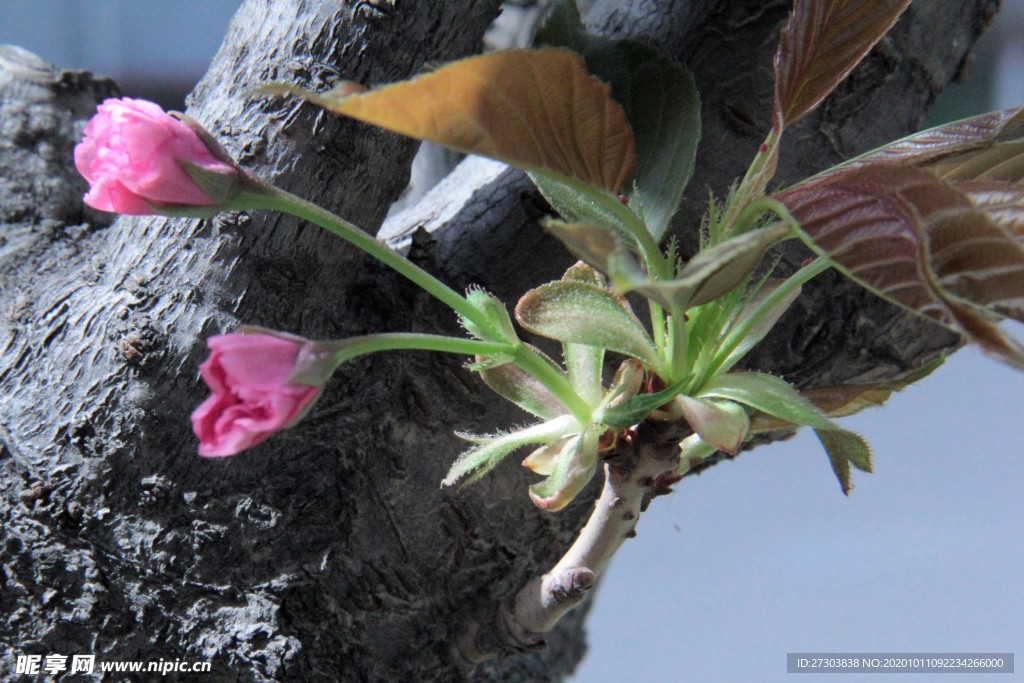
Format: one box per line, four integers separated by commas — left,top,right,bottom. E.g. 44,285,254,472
458,421,690,660
0,1,1003,680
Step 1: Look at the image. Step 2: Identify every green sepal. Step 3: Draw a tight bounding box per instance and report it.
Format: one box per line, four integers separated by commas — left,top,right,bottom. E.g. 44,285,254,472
179,160,243,207
463,288,518,344
678,433,719,473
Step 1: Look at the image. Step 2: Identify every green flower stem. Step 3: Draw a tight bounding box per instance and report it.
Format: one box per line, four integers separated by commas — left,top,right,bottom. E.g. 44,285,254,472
325,333,516,366
513,345,593,424
233,184,592,424
667,308,689,384
236,187,504,341
722,126,782,233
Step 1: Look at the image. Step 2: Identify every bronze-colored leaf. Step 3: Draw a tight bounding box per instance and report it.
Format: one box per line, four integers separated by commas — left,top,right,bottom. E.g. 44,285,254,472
815,428,873,495
955,180,1024,243
774,0,911,127
749,357,944,431
842,107,1024,181
262,48,635,193
536,0,702,240
777,166,1024,368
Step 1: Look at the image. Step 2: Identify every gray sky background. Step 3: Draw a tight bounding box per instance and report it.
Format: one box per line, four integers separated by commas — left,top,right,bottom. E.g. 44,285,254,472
2,2,1021,681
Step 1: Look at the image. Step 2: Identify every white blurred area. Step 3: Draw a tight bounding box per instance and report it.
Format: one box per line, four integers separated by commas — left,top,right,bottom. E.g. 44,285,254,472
0,1,241,109
994,1,1024,109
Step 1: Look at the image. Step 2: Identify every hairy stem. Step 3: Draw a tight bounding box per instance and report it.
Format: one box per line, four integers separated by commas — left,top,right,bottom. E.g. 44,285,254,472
324,333,515,363
238,186,593,422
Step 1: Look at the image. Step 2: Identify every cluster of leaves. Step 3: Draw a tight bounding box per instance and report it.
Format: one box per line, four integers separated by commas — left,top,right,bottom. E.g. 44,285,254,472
266,0,1023,504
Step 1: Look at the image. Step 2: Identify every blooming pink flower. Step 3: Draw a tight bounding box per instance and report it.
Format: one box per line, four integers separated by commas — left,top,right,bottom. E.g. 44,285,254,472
192,333,322,457
74,98,236,215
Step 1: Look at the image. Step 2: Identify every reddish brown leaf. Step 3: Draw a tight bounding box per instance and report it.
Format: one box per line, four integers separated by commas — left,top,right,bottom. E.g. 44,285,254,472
262,48,635,193
778,172,942,322
843,107,1024,181
777,166,1024,368
831,107,1024,184
956,180,1024,243
774,0,911,127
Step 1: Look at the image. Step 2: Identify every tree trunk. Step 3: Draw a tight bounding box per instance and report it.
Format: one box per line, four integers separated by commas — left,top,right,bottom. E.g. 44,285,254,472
0,0,999,680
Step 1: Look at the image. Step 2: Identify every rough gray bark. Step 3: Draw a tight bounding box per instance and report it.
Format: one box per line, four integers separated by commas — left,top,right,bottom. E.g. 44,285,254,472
0,0,1000,681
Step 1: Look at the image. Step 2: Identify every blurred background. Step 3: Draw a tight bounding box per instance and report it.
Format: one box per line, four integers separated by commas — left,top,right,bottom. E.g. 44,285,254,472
1,2,1021,681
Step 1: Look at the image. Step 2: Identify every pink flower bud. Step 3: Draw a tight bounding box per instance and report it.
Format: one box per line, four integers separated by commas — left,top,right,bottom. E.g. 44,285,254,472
74,98,238,215
191,333,323,457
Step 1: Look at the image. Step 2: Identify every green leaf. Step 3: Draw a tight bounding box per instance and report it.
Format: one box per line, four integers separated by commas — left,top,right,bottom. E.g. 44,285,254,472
619,49,700,240
774,0,911,127
699,372,874,494
699,371,833,430
815,428,873,495
515,280,660,367
598,378,687,429
531,171,648,249
554,262,609,405
615,224,791,311
442,415,580,487
262,48,635,193
534,0,589,53
537,0,702,240
777,165,1024,369
529,429,600,511
674,224,791,309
